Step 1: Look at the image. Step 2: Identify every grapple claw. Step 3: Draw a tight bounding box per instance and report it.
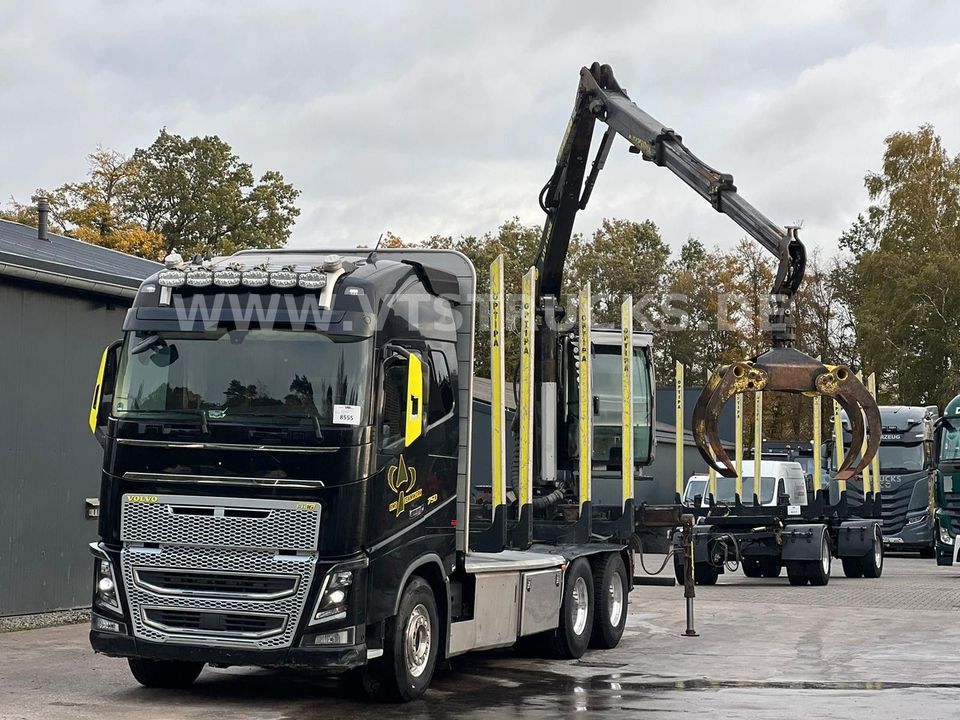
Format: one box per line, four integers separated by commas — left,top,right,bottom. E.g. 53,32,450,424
692,361,767,477
691,347,881,484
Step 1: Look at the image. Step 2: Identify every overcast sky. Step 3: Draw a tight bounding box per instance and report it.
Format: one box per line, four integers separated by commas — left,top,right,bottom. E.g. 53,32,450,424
2,1,959,257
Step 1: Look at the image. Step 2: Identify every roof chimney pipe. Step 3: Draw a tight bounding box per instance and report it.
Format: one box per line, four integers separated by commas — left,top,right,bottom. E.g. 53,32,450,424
37,198,49,241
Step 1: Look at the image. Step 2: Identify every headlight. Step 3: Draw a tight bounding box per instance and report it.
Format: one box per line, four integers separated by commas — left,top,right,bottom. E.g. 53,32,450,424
310,569,354,625
94,556,121,613
940,523,954,545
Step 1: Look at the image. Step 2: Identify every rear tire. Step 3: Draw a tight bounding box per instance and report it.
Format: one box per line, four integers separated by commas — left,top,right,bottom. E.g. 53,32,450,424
360,576,439,703
841,558,864,578
694,562,719,585
550,558,594,658
127,658,204,688
860,526,884,578
806,534,832,586
786,562,808,586
590,553,628,649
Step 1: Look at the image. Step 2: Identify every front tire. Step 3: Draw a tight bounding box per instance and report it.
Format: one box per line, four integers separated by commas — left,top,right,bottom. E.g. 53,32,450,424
590,553,628,649
550,558,594,658
786,562,808,586
361,576,439,703
127,658,204,689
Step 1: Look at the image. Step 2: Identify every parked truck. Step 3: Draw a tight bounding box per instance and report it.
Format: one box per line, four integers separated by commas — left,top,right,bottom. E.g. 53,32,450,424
84,62,881,701
833,406,937,556
935,396,960,565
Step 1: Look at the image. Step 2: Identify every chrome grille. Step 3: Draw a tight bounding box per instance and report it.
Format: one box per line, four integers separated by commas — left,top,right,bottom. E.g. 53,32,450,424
121,494,320,551
119,494,319,649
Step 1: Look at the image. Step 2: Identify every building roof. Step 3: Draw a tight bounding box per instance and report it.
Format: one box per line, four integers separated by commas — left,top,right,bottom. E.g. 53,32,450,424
0,219,161,298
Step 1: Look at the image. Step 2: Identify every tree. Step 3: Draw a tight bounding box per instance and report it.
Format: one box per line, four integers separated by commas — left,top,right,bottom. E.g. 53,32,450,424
2,131,300,260
124,130,300,257
839,125,960,407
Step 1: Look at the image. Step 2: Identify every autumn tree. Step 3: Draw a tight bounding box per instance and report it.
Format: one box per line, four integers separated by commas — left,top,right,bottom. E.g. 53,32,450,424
839,125,960,407
2,131,300,260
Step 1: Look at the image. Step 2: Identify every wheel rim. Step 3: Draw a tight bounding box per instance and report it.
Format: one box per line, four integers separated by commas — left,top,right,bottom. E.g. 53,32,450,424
821,536,831,576
874,529,883,568
404,603,431,678
607,572,624,626
572,576,589,635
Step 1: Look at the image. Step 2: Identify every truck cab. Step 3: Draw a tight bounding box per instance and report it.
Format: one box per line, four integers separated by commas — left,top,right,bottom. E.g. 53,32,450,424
830,406,935,554
86,248,653,700
935,396,960,565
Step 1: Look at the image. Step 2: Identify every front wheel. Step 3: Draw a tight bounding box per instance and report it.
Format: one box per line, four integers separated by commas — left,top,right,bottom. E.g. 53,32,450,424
550,558,594,658
860,526,884,578
786,562,808,586
590,553,628,649
361,576,439,703
127,658,204,688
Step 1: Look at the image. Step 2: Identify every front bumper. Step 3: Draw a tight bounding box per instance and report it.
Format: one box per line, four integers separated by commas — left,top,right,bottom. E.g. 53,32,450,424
90,628,369,671
883,513,932,551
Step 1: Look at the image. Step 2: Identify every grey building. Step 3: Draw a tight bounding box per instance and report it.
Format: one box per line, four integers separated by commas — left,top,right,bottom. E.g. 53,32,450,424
0,214,160,616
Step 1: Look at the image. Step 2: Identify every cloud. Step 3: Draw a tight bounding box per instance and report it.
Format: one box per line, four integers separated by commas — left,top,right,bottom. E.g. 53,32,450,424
1,0,959,258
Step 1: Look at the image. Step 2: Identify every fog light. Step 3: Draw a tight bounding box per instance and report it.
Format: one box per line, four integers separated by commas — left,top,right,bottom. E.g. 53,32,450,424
185,269,213,287
940,523,954,545
92,614,125,634
213,268,241,287
157,270,186,287
298,271,327,289
242,268,269,287
313,628,355,646
269,270,298,288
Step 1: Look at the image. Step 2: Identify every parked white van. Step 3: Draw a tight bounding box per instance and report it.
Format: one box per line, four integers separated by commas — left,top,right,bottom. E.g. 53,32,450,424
682,460,809,507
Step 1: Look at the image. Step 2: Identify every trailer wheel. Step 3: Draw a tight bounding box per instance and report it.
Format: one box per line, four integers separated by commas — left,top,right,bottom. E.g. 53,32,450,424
127,658,204,688
694,562,719,585
759,559,782,578
807,533,832,586
741,558,763,578
590,553,628,649
786,562,808,586
841,558,864,578
361,576,439,702
550,558,594,658
859,526,884,578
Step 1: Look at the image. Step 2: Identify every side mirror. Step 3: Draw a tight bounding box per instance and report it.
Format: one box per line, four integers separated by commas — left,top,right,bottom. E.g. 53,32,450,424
404,352,424,446
89,339,122,446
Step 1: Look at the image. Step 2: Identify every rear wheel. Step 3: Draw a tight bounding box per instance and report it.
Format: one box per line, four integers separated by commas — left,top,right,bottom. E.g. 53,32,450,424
841,558,864,578
590,553,628,649
786,562,808,586
360,576,439,702
694,562,719,585
806,534,832,586
127,658,204,688
550,558,594,658
860,526,884,578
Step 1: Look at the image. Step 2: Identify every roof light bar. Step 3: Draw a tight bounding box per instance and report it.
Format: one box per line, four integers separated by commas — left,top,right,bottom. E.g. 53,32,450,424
185,269,213,287
157,270,186,287
242,268,269,287
298,271,327,289
269,270,298,288
213,268,241,287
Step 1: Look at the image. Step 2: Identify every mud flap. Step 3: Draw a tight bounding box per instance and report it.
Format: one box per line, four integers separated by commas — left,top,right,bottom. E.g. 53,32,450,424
781,524,827,562
836,519,880,559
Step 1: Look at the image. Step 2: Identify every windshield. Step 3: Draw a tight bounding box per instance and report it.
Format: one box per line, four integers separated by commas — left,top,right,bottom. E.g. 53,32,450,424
878,443,924,472
113,329,371,426
684,476,777,504
941,422,960,464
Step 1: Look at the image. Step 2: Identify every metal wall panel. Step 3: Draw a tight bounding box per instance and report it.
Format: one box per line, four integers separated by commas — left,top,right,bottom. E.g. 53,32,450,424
0,280,128,616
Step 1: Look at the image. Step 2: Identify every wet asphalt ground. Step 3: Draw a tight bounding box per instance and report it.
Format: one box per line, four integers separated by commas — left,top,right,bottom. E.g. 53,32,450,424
3,555,960,719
